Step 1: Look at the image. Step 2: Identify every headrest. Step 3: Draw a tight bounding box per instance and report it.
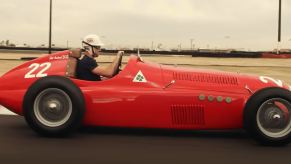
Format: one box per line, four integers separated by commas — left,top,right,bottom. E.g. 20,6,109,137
69,49,82,58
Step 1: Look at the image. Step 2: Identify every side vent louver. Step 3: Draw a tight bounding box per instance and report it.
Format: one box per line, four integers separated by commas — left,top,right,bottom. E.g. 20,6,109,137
171,104,205,125
173,72,238,85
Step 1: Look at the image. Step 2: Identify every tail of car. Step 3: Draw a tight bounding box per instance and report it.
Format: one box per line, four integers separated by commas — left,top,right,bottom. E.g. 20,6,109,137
0,50,71,115
0,86,2,109
0,77,4,106
0,77,16,115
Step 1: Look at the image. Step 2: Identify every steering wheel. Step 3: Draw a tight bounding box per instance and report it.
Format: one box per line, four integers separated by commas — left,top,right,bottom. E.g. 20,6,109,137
113,53,123,76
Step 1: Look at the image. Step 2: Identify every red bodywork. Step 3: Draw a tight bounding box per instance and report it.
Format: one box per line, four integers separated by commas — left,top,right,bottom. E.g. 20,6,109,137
0,50,290,130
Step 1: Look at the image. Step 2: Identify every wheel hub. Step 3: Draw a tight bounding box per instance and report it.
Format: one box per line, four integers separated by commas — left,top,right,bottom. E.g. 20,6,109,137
47,101,59,111
273,114,281,120
48,102,57,109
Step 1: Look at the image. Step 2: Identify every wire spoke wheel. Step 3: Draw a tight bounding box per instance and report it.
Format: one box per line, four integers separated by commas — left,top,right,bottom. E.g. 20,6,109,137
257,98,291,138
34,88,72,127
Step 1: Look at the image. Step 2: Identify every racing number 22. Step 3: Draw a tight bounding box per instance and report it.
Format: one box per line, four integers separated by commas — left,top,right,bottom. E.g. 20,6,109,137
24,62,51,79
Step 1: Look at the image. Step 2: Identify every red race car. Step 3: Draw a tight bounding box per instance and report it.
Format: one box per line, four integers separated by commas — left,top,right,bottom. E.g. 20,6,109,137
0,50,291,146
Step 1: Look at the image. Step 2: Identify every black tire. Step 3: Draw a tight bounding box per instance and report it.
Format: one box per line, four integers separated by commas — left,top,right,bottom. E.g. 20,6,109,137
244,87,291,146
23,76,85,137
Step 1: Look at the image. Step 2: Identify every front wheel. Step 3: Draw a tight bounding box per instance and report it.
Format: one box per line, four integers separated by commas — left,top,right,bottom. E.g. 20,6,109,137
23,76,85,137
244,88,291,146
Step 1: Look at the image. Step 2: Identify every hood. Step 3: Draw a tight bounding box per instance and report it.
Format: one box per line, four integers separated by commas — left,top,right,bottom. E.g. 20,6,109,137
161,64,290,94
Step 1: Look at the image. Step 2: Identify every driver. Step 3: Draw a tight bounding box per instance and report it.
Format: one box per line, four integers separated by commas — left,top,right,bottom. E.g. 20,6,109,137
76,34,123,81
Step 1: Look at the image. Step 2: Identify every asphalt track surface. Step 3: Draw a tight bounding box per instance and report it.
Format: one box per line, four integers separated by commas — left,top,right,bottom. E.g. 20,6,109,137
1,116,291,164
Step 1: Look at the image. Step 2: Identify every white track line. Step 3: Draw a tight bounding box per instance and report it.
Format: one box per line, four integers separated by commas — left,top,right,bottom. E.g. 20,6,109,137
0,105,17,115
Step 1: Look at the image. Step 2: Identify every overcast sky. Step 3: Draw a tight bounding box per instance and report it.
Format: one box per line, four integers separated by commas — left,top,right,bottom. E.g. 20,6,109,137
0,0,290,51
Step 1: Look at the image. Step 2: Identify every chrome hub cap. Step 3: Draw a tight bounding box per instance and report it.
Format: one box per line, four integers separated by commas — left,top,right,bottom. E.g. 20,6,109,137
34,88,72,127
48,102,58,110
257,98,291,138
273,114,281,120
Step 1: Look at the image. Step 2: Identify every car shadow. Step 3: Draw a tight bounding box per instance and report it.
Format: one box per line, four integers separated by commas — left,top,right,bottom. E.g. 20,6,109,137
79,126,250,139
2,116,251,143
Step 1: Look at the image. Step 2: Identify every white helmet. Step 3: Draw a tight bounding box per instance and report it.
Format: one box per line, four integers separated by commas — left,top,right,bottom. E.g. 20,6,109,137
82,34,104,47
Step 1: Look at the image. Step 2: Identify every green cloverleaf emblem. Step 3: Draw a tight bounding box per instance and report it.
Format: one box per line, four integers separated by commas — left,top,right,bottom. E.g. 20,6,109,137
133,70,147,83
136,75,144,81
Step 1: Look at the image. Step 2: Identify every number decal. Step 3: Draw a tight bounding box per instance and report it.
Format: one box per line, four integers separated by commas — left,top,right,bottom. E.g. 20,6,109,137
25,63,39,78
36,63,51,77
259,76,283,87
25,62,51,79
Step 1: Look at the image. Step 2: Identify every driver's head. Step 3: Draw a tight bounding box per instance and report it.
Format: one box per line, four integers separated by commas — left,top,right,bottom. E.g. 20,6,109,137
82,34,104,58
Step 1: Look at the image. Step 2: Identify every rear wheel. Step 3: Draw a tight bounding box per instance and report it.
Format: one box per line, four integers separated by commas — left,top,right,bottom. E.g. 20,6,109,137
34,88,73,128
244,88,291,146
23,76,85,137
